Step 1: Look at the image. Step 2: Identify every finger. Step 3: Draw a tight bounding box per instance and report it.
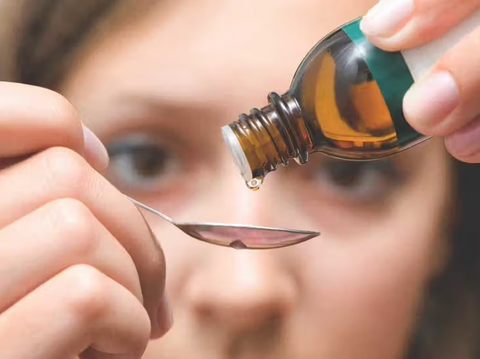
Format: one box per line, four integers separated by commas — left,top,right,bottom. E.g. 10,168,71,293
82,125,110,172
0,147,169,338
360,0,480,50
0,81,108,171
0,82,83,156
444,116,480,163
0,198,141,313
402,26,480,162
0,265,150,359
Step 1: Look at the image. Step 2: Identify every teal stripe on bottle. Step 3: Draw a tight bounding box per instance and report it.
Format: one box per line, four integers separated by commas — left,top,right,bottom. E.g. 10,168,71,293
341,18,419,144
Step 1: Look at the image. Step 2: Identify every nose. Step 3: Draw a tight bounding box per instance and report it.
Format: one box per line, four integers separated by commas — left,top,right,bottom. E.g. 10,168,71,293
181,159,298,333
186,248,297,333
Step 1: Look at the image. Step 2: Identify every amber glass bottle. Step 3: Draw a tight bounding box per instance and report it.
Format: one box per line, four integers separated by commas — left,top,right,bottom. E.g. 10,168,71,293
222,11,480,189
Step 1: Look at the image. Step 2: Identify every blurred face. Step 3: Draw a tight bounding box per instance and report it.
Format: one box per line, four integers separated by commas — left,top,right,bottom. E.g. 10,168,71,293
61,0,453,358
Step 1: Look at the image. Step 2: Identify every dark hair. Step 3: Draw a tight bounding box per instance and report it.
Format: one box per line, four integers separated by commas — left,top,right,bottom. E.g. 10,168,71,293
15,0,120,88
8,1,480,357
408,161,480,358
13,0,154,89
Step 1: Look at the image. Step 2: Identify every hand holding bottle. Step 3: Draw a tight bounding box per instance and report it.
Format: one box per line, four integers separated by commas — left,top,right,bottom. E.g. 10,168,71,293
0,82,172,359
361,0,480,163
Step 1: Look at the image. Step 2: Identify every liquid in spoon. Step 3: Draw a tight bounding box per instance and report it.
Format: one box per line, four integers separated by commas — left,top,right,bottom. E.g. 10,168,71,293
229,240,248,250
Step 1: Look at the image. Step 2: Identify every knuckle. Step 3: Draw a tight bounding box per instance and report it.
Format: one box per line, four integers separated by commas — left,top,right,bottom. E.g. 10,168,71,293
42,147,89,194
63,264,110,321
46,198,98,257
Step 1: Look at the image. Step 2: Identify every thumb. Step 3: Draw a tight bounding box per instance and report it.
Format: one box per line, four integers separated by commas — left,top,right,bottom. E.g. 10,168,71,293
359,0,480,51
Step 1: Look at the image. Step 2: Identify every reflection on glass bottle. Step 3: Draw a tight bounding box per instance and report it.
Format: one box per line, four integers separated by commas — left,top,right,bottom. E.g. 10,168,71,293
222,11,480,189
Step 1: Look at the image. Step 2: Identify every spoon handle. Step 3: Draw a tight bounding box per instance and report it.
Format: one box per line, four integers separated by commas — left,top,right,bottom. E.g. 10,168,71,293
126,196,174,223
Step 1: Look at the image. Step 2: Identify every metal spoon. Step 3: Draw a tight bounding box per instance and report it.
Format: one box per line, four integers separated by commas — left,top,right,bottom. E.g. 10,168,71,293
128,197,320,250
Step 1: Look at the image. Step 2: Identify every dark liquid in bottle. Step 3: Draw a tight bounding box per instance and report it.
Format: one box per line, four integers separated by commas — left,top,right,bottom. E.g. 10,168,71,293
292,30,400,156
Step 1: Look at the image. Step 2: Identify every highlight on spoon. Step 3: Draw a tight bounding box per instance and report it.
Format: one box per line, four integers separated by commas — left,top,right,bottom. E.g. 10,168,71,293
176,222,320,250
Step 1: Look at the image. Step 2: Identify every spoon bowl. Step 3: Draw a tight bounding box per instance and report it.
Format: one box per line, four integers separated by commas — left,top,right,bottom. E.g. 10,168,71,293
128,197,320,249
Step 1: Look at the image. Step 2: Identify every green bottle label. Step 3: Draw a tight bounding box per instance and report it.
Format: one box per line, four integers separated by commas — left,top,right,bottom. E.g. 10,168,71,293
341,18,419,144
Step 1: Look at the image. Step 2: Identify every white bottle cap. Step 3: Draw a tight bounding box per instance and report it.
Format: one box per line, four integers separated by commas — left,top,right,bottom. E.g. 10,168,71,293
221,125,253,182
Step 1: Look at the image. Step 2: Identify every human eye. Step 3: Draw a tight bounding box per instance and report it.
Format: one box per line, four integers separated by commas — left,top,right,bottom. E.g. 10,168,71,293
310,158,402,204
104,132,180,193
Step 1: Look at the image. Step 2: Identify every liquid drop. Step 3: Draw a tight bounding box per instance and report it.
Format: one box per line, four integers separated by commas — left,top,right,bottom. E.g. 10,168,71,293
246,177,264,191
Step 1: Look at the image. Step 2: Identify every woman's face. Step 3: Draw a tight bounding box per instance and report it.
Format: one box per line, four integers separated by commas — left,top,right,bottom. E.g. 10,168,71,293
61,0,453,358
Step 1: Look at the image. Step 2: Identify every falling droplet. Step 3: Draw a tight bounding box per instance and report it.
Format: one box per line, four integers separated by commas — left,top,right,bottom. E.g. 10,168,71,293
246,177,264,191
229,240,248,250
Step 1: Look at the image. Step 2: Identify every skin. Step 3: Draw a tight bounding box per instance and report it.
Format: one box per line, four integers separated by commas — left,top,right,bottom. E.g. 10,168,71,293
0,83,171,359
0,0,474,358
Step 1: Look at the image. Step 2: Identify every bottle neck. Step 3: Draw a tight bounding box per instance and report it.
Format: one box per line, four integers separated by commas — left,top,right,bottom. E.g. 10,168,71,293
221,92,314,184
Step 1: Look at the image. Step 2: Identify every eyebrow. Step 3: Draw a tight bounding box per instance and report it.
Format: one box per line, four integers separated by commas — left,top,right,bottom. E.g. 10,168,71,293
87,92,230,142
114,93,226,123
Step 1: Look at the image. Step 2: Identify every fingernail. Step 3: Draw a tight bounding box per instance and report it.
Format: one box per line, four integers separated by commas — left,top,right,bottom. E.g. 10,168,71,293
403,71,460,130
157,291,173,336
360,0,414,37
445,117,480,158
82,124,109,171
